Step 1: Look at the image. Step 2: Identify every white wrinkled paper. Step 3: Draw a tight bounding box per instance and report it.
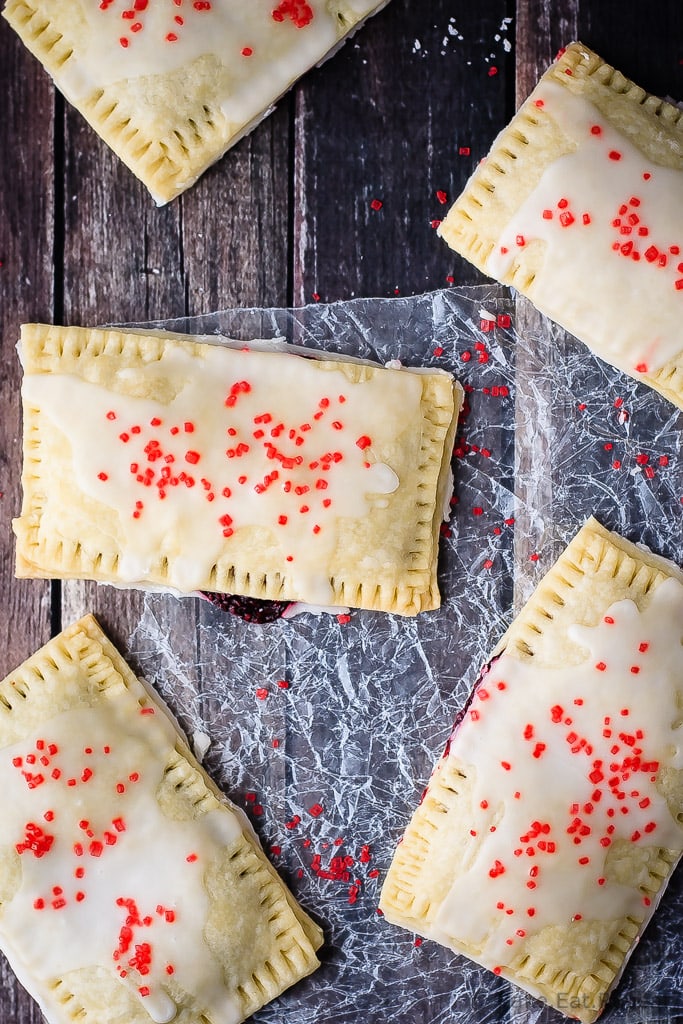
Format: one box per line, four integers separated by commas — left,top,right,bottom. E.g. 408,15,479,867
125,287,683,1024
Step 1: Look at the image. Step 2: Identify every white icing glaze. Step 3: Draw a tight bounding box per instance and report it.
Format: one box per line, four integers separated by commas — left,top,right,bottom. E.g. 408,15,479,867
0,697,244,1023
22,340,417,602
58,0,383,128
485,80,683,374
434,576,683,969
281,602,350,617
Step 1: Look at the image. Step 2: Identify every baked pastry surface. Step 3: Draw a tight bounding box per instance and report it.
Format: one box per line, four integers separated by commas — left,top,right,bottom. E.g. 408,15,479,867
2,0,390,203
14,323,461,615
380,517,683,1023
439,42,683,410
0,614,322,1023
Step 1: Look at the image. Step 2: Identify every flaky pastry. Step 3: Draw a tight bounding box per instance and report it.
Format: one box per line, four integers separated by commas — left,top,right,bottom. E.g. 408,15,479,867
14,323,462,616
0,614,323,1023
3,0,391,202
381,518,683,1022
439,42,683,410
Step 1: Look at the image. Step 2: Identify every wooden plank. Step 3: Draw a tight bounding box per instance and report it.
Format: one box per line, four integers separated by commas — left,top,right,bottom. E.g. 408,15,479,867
516,0,683,100
577,1,683,100
511,0,579,607
0,17,54,1023
181,101,292,315
58,101,188,652
0,23,54,674
293,0,514,305
179,109,294,707
58,66,293,686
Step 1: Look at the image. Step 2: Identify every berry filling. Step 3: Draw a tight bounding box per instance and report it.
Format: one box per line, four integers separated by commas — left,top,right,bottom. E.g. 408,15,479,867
200,592,292,623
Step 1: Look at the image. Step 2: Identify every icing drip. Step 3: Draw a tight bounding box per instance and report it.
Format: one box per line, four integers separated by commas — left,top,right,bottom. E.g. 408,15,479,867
485,80,683,374
0,700,244,1024
22,341,413,602
434,577,683,968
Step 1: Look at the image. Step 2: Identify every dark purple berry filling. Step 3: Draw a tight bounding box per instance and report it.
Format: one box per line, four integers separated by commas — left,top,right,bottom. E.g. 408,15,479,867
443,651,504,758
200,592,292,623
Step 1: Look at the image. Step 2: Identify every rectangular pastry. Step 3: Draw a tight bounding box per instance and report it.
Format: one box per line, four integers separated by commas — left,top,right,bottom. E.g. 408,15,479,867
438,42,683,411
2,0,390,203
13,323,462,616
380,517,683,1023
0,614,323,1023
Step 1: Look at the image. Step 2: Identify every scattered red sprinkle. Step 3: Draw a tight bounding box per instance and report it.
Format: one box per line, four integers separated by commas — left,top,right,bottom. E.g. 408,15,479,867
272,0,313,27
370,198,383,211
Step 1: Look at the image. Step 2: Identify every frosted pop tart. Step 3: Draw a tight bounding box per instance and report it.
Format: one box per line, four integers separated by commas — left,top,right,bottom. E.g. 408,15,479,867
14,324,462,616
0,615,322,1023
3,0,391,203
381,518,683,1022
439,42,683,410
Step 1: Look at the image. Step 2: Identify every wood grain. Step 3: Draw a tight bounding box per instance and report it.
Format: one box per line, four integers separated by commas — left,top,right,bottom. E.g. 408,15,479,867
0,19,53,674
293,0,515,305
511,0,579,606
1,0,683,1021
57,100,186,656
0,19,54,1023
182,100,292,315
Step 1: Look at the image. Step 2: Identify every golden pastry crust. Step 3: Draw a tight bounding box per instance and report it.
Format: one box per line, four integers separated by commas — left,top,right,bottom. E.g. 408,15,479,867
380,518,683,1023
3,0,391,203
0,614,322,1024
14,323,462,615
496,518,683,667
439,42,683,410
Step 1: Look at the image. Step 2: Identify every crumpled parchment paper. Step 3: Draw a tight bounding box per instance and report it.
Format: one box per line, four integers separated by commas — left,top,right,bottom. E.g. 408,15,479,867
125,286,683,1024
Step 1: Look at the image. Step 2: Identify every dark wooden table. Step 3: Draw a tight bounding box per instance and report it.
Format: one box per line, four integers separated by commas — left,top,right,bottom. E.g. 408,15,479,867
1,2,683,1023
